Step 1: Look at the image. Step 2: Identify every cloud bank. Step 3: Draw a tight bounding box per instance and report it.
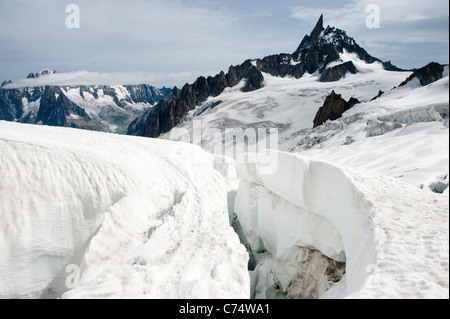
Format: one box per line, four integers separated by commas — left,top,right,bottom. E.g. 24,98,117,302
3,70,197,89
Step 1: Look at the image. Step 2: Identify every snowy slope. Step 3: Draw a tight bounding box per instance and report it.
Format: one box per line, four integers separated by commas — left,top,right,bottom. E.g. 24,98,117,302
234,151,449,299
162,56,411,152
0,59,448,299
162,57,448,192
0,121,249,299
297,67,449,191
0,118,448,299
154,54,449,299
60,85,156,133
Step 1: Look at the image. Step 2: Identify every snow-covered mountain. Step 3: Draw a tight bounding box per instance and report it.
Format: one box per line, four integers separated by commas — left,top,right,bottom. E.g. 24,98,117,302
0,73,172,133
127,15,404,138
25,68,59,79
156,59,449,298
144,16,448,193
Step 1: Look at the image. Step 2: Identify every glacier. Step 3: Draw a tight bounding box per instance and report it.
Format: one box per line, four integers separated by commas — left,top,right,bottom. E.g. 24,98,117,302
0,120,448,299
234,151,449,299
0,121,249,299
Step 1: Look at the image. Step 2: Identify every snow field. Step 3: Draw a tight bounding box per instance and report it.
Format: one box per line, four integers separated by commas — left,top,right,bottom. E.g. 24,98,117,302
0,121,249,299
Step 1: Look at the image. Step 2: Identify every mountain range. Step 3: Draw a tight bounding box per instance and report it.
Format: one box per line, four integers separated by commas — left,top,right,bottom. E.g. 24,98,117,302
1,15,446,139
126,15,445,139
0,73,172,133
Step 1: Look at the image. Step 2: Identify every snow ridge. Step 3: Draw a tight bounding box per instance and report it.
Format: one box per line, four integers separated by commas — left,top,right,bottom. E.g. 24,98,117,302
234,151,449,299
0,122,249,299
0,120,448,299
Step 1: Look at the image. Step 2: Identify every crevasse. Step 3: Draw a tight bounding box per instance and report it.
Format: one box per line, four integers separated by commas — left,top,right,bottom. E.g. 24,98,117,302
228,150,449,299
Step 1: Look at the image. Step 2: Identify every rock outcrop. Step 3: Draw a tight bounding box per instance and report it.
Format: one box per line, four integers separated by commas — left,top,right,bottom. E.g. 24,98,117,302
243,67,265,92
26,69,58,79
319,61,358,82
370,90,385,102
400,62,446,87
1,80,12,87
313,91,360,128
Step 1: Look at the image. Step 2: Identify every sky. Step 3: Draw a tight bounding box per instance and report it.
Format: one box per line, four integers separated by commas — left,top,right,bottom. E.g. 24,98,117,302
0,0,448,88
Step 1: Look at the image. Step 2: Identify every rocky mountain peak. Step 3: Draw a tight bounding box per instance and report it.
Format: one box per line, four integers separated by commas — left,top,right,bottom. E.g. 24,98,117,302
293,15,402,73
27,69,58,79
127,15,405,138
311,14,324,39
399,62,446,87
1,80,12,87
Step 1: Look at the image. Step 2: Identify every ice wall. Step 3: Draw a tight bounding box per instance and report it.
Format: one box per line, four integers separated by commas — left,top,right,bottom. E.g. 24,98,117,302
0,122,249,299
234,150,449,299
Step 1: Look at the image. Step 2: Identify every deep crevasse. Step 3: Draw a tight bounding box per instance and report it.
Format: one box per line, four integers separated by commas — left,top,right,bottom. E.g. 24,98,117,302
0,122,448,299
232,150,449,299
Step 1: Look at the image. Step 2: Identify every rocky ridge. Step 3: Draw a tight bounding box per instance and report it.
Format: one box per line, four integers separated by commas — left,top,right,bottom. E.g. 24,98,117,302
128,15,403,138
313,91,360,128
0,79,172,133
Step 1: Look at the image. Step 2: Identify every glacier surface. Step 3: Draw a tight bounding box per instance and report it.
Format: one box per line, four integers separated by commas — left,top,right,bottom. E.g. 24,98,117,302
1,121,448,299
0,121,249,299
233,151,448,299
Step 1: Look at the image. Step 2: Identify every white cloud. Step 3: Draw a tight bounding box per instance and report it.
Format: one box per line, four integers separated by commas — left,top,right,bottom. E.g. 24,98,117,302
2,70,197,89
0,0,243,86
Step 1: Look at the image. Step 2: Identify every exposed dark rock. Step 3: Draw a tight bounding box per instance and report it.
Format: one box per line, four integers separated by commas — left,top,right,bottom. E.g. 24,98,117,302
126,84,171,105
208,72,228,97
35,86,96,128
243,67,265,92
0,88,30,120
382,61,403,72
399,62,446,87
26,69,57,79
313,91,360,128
226,60,254,87
310,14,325,39
319,61,357,82
257,54,305,79
0,95,17,121
0,76,172,133
1,80,12,87
292,21,402,74
370,90,385,101
128,60,264,137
